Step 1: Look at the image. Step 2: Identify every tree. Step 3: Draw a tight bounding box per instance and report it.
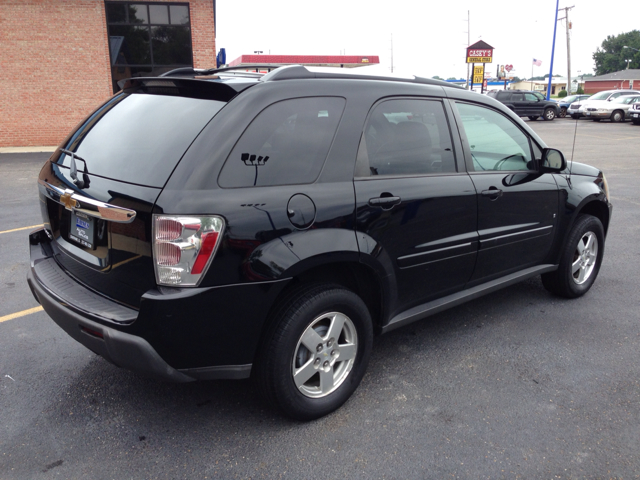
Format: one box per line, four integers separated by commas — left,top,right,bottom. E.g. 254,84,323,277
432,75,444,80
593,30,640,75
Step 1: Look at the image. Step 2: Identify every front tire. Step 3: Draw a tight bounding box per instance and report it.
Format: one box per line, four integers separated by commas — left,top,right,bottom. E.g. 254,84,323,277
254,285,373,421
611,110,624,123
542,215,605,298
543,108,556,121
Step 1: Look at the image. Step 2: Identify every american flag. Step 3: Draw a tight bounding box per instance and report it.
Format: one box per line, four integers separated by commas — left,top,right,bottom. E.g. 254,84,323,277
533,58,542,67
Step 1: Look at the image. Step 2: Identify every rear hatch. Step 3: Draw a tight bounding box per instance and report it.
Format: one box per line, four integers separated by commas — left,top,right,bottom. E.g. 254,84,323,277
38,78,242,308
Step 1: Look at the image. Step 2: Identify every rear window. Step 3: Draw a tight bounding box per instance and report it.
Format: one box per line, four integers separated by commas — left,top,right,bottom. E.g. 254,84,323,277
218,97,345,188
58,93,224,187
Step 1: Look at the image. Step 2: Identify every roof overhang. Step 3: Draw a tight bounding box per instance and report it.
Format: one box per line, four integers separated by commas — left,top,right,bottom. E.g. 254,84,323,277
228,54,380,69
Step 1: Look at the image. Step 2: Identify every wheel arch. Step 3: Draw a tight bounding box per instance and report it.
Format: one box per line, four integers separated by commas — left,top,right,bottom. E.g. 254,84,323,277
577,197,611,236
252,258,388,368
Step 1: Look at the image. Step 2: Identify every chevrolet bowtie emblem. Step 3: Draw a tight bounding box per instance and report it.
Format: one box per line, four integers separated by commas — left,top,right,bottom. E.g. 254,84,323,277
60,190,77,210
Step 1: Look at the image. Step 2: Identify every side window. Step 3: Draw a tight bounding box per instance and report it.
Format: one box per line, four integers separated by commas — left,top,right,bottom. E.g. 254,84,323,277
511,93,524,101
496,91,509,100
218,97,345,188
456,102,534,172
524,93,538,101
610,93,621,100
355,98,456,177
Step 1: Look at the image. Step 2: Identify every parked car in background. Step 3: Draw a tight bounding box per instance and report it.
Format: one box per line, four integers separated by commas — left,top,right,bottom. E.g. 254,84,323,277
584,95,640,122
27,65,612,420
556,94,591,118
569,89,640,119
487,90,559,120
630,101,640,125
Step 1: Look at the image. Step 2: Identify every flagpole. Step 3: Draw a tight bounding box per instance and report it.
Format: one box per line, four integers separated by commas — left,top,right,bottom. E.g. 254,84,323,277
531,61,534,90
546,0,560,100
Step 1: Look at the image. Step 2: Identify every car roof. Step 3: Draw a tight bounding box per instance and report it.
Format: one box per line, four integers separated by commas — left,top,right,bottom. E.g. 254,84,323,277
156,64,464,90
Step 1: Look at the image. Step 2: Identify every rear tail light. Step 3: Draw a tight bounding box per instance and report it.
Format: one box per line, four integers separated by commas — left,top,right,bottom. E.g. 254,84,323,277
152,215,224,286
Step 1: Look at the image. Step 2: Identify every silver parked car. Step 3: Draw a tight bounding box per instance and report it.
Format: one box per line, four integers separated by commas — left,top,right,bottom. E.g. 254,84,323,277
584,95,640,122
570,89,640,119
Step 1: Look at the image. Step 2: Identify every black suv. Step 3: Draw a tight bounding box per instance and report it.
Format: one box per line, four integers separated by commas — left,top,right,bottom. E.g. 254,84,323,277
487,89,560,121
28,65,611,420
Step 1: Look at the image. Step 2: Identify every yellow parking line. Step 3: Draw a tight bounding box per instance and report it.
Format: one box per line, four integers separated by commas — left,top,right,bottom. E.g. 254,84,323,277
0,224,43,235
0,306,43,323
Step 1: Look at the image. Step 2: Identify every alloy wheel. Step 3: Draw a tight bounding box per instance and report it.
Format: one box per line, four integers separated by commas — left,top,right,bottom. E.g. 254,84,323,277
292,312,358,398
572,231,598,284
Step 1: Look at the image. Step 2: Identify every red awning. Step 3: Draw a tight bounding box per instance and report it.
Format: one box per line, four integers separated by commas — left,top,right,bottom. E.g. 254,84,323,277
228,54,380,69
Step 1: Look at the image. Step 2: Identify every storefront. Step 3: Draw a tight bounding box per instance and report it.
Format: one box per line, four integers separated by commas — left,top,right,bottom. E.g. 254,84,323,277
1,0,216,148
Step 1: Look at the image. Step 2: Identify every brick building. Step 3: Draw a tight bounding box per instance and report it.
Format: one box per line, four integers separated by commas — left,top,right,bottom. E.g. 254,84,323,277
583,70,640,94
0,0,216,148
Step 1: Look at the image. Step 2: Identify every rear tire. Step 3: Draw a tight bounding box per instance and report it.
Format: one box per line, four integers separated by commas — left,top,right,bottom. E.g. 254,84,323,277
559,107,567,118
571,114,580,119
528,116,539,121
543,108,556,121
254,284,373,421
542,215,605,298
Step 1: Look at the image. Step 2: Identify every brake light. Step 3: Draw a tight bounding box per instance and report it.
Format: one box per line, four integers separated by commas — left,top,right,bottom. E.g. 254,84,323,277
152,215,224,286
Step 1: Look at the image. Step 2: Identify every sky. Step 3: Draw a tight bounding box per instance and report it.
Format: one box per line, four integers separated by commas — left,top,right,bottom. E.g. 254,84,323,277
216,0,640,81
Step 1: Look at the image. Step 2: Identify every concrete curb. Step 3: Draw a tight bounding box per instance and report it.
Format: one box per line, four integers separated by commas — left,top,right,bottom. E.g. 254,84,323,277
0,146,57,154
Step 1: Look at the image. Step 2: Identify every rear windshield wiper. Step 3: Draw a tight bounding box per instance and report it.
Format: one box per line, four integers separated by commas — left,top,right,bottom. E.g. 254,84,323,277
60,148,91,189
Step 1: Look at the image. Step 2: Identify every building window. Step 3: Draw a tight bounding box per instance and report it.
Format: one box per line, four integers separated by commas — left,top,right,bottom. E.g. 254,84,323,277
106,2,193,93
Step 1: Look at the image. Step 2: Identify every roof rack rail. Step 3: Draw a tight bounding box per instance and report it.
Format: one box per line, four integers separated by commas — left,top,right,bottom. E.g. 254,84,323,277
160,65,284,78
260,65,463,89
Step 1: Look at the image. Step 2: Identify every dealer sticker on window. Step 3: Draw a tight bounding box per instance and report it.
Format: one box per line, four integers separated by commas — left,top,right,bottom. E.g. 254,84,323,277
69,211,95,249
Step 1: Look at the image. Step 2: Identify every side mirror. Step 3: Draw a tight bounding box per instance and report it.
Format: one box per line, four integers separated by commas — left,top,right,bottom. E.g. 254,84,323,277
541,148,566,172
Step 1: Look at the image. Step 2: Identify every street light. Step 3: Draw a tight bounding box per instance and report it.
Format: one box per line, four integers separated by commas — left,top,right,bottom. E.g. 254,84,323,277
623,46,639,70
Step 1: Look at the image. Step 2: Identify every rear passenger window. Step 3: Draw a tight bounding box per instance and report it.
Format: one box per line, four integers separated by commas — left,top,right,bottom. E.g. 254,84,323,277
355,98,456,177
219,97,345,188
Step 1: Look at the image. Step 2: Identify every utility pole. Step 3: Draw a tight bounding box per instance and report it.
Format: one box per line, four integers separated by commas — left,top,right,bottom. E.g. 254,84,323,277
558,6,575,94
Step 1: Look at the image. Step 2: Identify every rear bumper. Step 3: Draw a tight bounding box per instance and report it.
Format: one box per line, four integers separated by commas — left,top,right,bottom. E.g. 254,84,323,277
28,228,290,382
28,267,195,382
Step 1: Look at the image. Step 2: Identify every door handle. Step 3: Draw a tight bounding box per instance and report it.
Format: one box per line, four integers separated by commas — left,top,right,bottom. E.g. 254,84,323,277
481,187,503,200
368,195,401,209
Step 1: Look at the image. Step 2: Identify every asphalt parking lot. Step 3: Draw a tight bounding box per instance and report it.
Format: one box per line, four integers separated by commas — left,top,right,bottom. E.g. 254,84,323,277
1,118,639,479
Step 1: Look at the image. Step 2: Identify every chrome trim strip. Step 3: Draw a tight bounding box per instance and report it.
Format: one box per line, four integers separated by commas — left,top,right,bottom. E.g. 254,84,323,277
398,242,473,261
40,181,136,223
383,264,558,334
415,231,478,249
484,225,552,243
